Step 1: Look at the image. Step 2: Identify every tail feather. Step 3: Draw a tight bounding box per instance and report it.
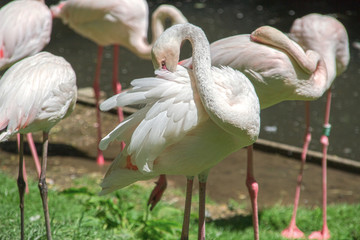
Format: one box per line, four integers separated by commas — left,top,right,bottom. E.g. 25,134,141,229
99,154,155,195
0,130,12,142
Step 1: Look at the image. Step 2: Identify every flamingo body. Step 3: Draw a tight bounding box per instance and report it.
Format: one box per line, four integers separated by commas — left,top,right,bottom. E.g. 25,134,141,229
100,65,259,194
52,0,147,46
0,0,52,70
290,13,349,85
51,0,188,59
0,52,77,140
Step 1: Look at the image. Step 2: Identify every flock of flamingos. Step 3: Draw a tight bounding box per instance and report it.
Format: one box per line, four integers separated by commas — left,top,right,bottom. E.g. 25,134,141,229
0,0,350,240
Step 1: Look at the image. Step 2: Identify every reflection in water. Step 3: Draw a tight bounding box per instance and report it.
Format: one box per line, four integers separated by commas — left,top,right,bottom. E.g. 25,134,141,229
0,0,359,161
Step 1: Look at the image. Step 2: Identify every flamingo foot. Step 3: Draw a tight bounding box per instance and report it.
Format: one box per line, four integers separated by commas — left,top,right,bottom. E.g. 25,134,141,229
96,151,105,165
281,225,305,239
308,228,330,240
147,175,167,210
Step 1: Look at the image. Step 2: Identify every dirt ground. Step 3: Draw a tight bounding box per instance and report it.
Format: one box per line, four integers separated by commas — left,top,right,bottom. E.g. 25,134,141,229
1,98,359,219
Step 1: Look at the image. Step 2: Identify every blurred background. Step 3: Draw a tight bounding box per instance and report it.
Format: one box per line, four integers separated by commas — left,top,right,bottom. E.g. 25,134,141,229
1,0,359,161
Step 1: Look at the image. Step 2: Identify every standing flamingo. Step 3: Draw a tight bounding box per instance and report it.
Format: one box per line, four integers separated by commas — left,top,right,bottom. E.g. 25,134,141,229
0,0,53,191
150,14,349,240
50,0,188,165
98,23,260,240
281,13,349,239
0,52,77,240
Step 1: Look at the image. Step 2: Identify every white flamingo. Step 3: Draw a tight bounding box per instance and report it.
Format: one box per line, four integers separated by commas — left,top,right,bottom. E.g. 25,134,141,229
98,23,260,240
0,52,77,240
150,14,349,240
51,0,188,165
0,0,53,192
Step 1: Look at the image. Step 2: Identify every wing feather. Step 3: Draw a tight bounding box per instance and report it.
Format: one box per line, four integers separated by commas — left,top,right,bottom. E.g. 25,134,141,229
100,65,206,173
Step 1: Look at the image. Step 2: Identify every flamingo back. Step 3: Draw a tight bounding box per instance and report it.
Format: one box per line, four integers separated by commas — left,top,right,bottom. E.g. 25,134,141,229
0,0,52,70
51,0,149,48
0,52,77,141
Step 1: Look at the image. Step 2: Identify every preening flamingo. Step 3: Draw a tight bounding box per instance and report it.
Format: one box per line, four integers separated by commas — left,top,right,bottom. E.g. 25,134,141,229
98,23,260,240
282,13,349,239
0,0,53,192
0,52,77,240
51,0,188,165
150,14,349,239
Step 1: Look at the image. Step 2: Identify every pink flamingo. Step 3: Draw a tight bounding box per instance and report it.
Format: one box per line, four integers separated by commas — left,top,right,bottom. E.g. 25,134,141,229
50,0,188,165
0,0,53,192
0,52,77,240
281,13,349,239
150,14,349,239
98,23,260,240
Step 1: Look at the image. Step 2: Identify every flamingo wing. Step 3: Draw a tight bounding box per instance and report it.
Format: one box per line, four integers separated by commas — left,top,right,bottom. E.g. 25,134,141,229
100,65,206,173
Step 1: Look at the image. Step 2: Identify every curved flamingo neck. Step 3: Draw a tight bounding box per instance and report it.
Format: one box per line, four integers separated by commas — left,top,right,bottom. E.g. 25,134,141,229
135,5,188,60
151,5,188,45
157,24,259,138
251,26,321,74
251,26,329,97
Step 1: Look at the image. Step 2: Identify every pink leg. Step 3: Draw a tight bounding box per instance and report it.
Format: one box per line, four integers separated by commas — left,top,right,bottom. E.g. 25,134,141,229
17,134,29,194
26,133,41,177
93,46,105,165
17,134,26,240
198,175,207,240
148,174,167,210
246,145,259,240
282,102,311,239
181,176,194,240
308,90,332,240
112,45,125,151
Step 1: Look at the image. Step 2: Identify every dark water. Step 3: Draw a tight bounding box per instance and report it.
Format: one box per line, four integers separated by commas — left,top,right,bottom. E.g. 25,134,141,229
1,0,359,161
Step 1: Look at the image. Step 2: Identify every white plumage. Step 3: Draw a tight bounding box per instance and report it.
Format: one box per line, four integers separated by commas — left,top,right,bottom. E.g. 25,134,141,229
99,62,260,193
0,52,77,140
0,0,52,70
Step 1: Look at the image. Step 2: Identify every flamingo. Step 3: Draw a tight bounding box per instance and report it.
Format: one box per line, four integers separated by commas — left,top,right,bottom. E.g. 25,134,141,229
150,14,349,239
281,13,349,239
0,0,53,192
50,0,188,165
98,23,260,240
0,52,77,240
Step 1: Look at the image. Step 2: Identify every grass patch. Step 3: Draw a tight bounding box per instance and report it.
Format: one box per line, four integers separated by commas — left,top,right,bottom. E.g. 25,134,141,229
0,171,359,239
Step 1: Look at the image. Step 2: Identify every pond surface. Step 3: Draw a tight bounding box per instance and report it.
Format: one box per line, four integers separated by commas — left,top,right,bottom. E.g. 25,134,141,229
1,0,359,161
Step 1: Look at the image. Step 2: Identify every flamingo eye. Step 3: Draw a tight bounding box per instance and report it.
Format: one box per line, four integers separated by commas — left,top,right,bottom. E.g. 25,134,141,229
161,61,166,69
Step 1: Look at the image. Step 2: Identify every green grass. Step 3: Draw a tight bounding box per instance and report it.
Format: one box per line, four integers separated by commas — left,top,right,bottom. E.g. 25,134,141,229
0,171,359,240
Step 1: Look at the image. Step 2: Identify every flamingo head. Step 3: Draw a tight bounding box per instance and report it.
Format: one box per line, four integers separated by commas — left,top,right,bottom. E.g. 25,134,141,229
151,25,183,72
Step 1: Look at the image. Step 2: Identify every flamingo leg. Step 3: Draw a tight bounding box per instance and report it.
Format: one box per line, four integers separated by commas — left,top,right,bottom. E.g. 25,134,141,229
38,132,52,240
308,89,332,240
26,133,41,177
282,102,311,239
112,45,125,151
198,173,208,240
148,174,167,210
17,134,29,194
93,46,105,165
17,134,26,240
112,45,124,122
181,176,194,240
246,145,259,240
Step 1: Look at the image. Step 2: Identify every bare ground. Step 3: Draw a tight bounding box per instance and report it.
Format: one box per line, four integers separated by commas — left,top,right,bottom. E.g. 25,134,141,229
1,100,359,219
